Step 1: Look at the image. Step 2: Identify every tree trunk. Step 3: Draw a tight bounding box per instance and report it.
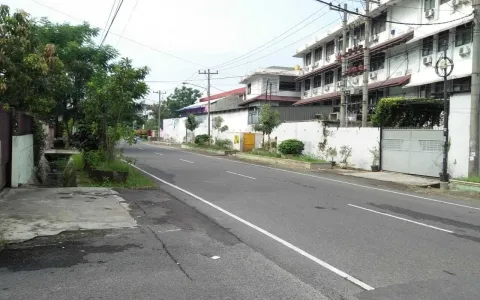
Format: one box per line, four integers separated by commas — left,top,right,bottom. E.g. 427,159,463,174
63,118,71,148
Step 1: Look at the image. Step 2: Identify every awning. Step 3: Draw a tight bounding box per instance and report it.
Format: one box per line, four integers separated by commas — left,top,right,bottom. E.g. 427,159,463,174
239,95,300,106
369,74,411,90
407,15,473,45
403,60,471,88
345,31,414,61
293,91,341,106
177,99,219,111
293,74,410,106
295,62,340,82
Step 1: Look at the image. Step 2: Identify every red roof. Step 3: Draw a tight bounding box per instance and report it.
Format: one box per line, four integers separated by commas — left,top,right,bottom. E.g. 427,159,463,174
199,87,246,102
239,95,300,106
294,75,411,106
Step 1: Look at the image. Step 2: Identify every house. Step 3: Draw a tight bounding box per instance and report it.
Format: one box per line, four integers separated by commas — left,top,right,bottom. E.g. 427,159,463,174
239,66,302,124
178,87,246,116
293,0,473,123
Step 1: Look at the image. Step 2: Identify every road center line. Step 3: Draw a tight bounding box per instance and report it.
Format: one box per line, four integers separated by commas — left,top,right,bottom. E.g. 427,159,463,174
129,163,374,291
348,204,454,233
226,171,256,180
154,152,163,156
144,145,480,212
179,159,194,164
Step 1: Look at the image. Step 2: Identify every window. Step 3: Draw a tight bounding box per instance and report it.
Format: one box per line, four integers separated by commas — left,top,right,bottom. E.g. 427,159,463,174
370,53,385,72
453,77,471,92
314,47,322,61
455,22,473,47
305,52,312,66
326,41,335,57
420,84,432,98
313,75,321,88
325,71,334,85
338,37,343,52
248,108,259,124
279,81,296,91
438,30,449,52
354,24,365,41
304,79,311,91
247,83,252,95
422,36,434,56
425,0,435,11
336,68,342,81
371,12,386,34
435,82,444,94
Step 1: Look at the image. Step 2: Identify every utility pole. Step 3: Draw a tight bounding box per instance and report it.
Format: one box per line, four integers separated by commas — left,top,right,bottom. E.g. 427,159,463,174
269,83,273,102
198,69,218,139
154,90,166,139
330,4,348,126
435,42,454,187
362,0,371,127
469,0,480,176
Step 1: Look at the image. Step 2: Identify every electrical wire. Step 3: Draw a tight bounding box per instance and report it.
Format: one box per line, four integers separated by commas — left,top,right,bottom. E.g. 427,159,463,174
145,75,244,83
100,0,124,46
315,0,474,26
116,0,139,47
99,0,118,43
31,0,208,68
212,4,331,69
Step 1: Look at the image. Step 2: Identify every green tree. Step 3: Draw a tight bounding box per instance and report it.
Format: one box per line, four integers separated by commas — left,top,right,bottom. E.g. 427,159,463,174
156,86,202,119
84,58,149,160
36,19,118,142
258,105,281,150
0,5,57,116
212,116,228,138
185,114,201,137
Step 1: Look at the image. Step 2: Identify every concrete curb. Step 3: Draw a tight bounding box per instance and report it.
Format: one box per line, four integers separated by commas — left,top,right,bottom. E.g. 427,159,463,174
450,180,480,192
180,144,236,156
234,153,330,170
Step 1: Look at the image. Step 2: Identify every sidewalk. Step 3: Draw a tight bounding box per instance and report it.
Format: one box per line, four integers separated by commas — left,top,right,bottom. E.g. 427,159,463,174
0,188,329,300
332,170,440,187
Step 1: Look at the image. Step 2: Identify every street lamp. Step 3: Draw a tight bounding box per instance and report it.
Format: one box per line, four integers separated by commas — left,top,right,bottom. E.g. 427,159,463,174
182,82,211,139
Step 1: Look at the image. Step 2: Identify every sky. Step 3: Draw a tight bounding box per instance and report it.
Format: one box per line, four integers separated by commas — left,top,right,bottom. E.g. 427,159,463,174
3,0,362,104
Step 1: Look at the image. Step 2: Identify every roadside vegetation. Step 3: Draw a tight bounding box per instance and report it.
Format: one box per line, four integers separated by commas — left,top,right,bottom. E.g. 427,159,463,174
458,176,480,183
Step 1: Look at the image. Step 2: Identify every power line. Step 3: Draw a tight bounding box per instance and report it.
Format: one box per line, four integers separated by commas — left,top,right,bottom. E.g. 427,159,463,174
31,0,208,68
145,75,244,83
116,0,139,47
99,0,118,43
212,4,330,69
218,18,341,71
100,0,124,46
315,0,474,26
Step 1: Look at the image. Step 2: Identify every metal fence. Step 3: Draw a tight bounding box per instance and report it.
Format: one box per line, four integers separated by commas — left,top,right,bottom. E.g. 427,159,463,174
15,112,34,135
0,107,12,189
274,106,334,122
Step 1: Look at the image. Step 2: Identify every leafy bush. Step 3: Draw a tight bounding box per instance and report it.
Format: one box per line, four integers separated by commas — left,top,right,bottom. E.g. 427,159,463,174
252,149,281,158
83,150,107,168
215,138,233,149
71,124,100,152
339,145,352,163
278,139,305,155
270,141,277,149
326,147,337,162
194,134,212,145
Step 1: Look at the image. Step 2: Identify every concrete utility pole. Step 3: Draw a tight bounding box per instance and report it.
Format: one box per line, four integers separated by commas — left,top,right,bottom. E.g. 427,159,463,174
362,0,371,127
469,0,480,176
198,69,218,139
154,90,166,138
331,3,348,126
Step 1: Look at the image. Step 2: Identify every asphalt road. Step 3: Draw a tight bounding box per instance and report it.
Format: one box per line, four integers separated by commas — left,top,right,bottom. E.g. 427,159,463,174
126,143,480,300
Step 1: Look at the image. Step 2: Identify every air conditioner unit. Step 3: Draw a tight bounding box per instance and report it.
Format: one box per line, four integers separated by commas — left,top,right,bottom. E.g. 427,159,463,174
425,9,434,18
336,81,343,88
325,85,331,92
352,77,359,84
369,72,377,80
325,56,331,62
303,91,309,97
370,35,379,43
304,66,311,72
314,61,320,67
423,55,432,65
313,88,319,95
459,46,471,56
329,113,339,121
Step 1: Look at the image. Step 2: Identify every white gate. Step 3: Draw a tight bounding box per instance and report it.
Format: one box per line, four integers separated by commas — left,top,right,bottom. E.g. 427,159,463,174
382,129,443,177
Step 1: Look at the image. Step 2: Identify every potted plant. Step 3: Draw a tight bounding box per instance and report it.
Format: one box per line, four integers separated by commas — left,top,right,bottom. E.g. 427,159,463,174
326,147,337,168
369,146,380,172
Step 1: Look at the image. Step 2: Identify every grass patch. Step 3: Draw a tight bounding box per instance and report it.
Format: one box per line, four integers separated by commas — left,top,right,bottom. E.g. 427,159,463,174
72,153,156,189
457,176,480,183
185,143,231,151
249,149,326,163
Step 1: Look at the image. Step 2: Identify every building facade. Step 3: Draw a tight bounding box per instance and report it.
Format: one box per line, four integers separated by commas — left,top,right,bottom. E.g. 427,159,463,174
293,0,473,123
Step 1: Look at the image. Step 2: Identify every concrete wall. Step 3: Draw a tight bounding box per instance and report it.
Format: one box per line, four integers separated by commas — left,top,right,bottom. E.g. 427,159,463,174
448,93,471,178
12,134,34,187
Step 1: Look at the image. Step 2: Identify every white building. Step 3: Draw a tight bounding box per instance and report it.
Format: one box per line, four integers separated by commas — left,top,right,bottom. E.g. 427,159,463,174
293,0,473,122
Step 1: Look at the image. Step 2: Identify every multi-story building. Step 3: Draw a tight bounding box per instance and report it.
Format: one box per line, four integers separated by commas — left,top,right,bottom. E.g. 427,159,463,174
293,0,473,123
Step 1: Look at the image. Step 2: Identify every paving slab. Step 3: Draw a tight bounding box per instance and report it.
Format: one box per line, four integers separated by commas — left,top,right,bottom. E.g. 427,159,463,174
0,187,136,243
